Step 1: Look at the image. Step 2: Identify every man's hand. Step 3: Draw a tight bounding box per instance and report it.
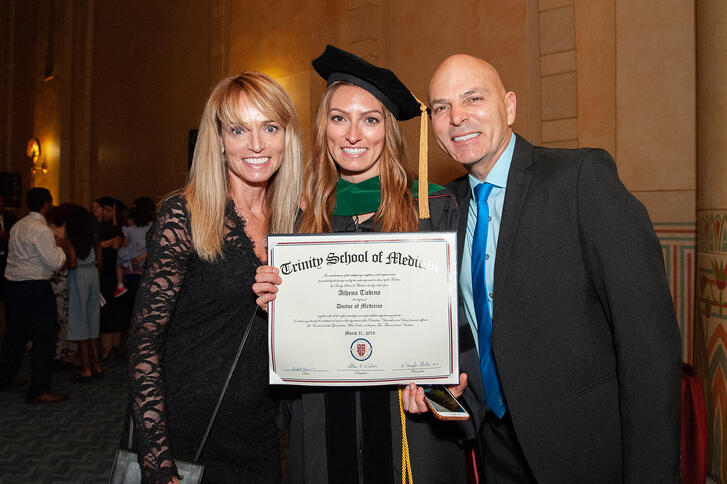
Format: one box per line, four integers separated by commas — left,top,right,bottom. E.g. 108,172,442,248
401,373,468,414
447,372,468,398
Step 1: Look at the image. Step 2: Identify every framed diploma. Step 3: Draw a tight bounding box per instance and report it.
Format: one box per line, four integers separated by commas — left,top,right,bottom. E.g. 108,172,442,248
267,232,459,386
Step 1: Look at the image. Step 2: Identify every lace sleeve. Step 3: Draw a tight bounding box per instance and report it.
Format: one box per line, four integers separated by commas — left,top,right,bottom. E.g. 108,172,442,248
127,195,192,484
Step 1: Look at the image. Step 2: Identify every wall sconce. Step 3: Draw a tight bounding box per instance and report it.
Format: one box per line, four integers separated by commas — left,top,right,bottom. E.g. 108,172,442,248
26,137,47,174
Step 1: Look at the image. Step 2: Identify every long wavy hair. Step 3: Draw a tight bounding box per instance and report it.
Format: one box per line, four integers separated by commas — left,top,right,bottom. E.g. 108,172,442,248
183,72,302,261
298,81,417,233
65,205,95,260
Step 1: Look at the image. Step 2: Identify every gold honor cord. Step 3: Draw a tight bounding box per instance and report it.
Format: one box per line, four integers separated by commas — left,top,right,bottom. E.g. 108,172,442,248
401,89,427,483
413,95,430,220
398,387,414,483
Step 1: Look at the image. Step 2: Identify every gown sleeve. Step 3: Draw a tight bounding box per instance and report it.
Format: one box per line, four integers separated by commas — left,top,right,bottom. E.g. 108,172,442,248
422,186,459,232
126,195,193,484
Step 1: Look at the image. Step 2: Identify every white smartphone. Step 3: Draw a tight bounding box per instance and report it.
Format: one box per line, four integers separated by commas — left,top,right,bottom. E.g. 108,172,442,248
423,385,470,421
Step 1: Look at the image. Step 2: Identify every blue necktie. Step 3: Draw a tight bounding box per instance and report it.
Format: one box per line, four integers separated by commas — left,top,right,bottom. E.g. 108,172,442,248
472,182,506,418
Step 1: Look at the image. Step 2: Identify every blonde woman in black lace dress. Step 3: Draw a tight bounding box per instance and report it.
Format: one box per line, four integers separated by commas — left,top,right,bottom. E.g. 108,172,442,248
127,72,302,484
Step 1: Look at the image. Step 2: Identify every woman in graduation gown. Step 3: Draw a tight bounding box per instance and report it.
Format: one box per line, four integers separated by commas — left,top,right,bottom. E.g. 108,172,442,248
255,45,468,484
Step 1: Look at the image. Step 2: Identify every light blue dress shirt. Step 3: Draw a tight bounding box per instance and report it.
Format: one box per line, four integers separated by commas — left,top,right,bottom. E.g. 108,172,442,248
461,133,516,352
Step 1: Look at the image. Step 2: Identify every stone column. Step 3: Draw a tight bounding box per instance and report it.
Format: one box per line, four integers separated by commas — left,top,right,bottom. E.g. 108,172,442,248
697,0,727,479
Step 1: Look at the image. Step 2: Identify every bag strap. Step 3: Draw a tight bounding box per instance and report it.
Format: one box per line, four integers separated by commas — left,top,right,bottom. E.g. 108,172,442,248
125,306,259,463
127,413,134,449
194,305,258,461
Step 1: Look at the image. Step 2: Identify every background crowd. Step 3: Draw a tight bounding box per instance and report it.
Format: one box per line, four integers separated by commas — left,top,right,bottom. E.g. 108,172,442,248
0,192,155,401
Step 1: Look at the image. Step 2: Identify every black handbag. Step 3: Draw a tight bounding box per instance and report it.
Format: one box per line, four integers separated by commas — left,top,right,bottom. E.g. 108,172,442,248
109,307,258,484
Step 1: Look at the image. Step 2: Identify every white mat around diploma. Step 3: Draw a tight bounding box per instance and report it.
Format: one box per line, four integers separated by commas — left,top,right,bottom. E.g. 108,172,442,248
267,232,459,386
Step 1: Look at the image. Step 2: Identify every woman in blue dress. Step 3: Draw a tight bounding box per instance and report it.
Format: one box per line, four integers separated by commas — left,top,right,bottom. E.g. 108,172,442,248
65,205,102,381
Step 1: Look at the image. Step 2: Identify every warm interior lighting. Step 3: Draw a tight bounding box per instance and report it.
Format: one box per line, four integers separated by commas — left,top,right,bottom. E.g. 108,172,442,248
27,137,41,174
27,138,40,163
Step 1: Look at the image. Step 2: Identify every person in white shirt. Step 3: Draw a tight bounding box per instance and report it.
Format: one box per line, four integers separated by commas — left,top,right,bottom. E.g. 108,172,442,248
0,187,68,404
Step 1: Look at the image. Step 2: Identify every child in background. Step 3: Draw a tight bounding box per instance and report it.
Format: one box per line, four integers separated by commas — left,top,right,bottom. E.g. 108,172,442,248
113,206,150,297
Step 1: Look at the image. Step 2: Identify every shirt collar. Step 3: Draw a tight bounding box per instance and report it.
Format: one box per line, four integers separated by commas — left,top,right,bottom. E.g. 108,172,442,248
28,211,47,224
468,132,516,195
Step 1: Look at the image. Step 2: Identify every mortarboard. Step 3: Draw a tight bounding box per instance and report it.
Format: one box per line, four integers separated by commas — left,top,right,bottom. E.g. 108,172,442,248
313,45,420,121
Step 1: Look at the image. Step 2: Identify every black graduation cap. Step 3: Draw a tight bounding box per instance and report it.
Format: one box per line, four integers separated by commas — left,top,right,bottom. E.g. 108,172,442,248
312,45,432,220
312,45,422,121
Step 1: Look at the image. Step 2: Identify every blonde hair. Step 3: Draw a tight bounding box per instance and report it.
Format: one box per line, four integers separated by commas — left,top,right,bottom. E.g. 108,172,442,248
298,81,417,233
184,72,302,261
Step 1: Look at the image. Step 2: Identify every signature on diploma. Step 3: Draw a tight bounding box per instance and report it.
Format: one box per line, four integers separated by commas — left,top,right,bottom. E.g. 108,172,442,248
347,362,379,369
291,366,312,374
401,360,438,369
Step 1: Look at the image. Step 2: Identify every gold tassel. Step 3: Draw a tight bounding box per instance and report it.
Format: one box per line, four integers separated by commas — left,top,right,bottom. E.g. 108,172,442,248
412,95,429,221
398,388,414,484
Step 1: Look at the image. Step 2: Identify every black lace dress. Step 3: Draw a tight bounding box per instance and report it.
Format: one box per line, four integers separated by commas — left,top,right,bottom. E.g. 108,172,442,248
127,195,280,484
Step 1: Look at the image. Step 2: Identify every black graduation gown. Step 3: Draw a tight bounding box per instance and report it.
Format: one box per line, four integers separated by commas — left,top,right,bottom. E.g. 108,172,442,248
282,187,469,484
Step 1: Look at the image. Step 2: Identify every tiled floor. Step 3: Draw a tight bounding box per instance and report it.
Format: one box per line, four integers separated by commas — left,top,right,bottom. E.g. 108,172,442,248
0,354,128,484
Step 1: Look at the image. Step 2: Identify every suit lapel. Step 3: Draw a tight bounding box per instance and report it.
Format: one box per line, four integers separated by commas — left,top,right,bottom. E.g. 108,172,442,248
450,175,471,272
492,135,534,326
